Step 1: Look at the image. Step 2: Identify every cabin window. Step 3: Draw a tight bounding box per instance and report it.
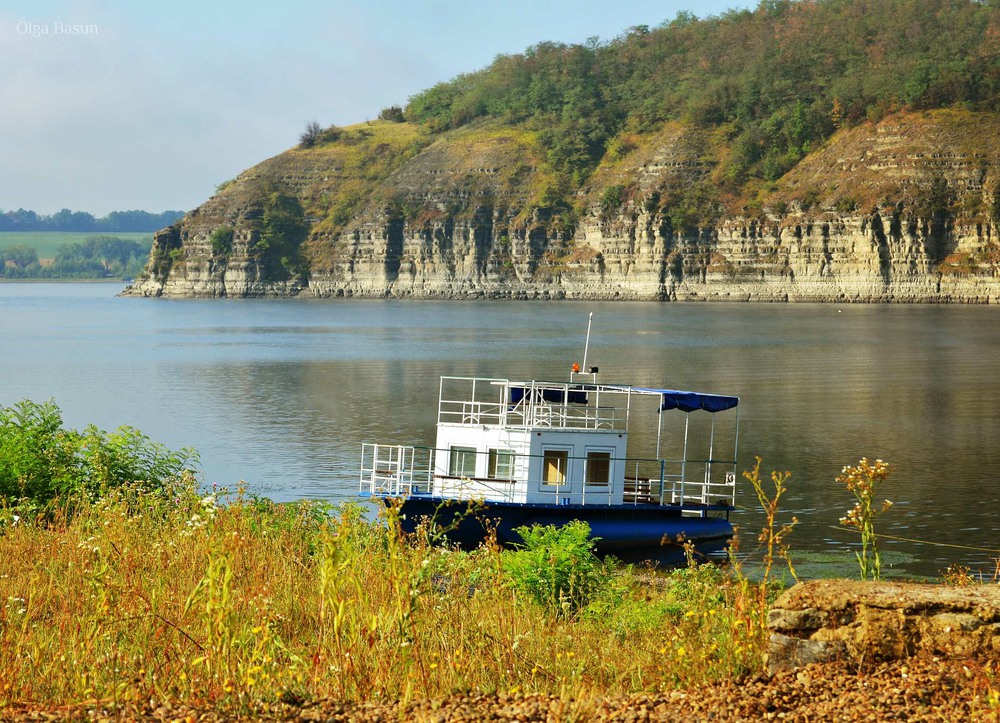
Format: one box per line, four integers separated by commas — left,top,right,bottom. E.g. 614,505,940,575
449,446,477,478
488,449,515,479
542,449,569,486
586,451,612,486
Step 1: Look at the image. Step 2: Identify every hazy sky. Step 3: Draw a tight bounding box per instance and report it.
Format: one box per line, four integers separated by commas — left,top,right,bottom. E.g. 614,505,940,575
1,1,751,216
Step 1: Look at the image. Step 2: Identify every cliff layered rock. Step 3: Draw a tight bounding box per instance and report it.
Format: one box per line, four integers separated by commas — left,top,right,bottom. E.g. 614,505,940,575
126,110,1000,302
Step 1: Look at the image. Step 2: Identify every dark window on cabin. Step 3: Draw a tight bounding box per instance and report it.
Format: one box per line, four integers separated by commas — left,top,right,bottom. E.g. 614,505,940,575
488,449,515,479
449,446,477,477
586,451,612,485
542,449,568,485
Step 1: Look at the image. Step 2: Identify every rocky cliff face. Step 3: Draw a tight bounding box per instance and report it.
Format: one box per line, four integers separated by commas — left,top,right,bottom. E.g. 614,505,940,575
127,110,1000,302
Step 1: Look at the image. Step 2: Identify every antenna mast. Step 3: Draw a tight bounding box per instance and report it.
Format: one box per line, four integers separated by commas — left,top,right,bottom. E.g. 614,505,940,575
582,312,593,374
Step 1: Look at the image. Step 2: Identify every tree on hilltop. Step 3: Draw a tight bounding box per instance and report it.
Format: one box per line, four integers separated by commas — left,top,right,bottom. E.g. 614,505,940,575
299,120,323,148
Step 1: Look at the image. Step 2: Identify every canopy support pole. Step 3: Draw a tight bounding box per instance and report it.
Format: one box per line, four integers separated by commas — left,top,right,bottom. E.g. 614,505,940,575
680,414,690,503
706,414,716,504
655,398,663,459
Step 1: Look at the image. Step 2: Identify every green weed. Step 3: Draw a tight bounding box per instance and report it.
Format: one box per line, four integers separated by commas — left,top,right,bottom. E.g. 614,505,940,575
742,456,798,585
502,521,612,616
838,457,893,581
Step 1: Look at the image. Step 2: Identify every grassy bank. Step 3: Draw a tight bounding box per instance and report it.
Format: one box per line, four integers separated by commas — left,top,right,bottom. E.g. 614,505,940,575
0,483,772,713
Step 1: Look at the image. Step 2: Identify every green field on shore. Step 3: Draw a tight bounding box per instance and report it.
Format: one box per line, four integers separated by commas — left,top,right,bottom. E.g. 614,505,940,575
0,231,153,259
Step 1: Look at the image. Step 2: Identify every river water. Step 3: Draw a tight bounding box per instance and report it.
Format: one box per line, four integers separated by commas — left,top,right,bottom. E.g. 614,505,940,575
2,282,999,578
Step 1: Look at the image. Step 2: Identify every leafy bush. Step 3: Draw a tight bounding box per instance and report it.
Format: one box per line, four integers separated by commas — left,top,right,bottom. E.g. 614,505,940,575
209,226,234,256
317,124,343,144
502,521,612,615
378,105,406,122
246,190,309,277
834,195,857,213
600,184,625,219
0,244,38,271
0,399,197,509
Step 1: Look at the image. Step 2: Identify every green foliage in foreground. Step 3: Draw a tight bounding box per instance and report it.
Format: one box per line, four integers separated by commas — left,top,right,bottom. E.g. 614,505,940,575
503,521,614,615
0,399,197,509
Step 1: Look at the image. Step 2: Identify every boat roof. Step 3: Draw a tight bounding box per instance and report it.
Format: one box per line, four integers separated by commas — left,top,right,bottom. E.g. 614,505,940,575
502,378,739,414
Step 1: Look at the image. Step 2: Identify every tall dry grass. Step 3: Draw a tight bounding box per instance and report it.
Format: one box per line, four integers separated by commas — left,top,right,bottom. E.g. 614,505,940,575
0,479,772,712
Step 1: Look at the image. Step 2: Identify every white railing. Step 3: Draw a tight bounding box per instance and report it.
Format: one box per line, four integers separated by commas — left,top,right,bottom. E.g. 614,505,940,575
437,402,622,431
438,401,506,427
660,469,737,507
507,404,621,431
432,475,519,503
436,377,625,432
621,458,737,508
360,443,432,497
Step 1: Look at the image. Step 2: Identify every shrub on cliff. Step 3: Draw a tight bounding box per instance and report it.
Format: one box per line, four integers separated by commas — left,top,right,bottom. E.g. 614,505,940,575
209,226,234,257
249,191,309,278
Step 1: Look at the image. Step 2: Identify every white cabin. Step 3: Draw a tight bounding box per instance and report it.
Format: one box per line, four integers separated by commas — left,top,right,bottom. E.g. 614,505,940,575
432,377,628,505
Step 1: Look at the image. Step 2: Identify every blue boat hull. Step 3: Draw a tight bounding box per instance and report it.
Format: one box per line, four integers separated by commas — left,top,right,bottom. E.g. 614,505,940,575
394,496,734,563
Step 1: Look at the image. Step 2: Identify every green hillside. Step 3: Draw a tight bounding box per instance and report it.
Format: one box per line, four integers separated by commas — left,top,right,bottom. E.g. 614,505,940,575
394,0,1000,209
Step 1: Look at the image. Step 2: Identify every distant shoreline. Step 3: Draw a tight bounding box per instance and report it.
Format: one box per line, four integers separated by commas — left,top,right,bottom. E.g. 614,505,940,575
0,278,127,284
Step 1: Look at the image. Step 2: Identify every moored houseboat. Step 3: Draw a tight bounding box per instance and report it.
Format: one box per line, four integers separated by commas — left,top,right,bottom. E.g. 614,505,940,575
360,370,740,561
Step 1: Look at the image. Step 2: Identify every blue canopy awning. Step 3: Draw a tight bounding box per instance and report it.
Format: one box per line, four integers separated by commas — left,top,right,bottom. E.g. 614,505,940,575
634,388,739,413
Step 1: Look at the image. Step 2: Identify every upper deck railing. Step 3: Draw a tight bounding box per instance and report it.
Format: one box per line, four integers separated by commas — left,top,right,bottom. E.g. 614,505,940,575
436,377,630,432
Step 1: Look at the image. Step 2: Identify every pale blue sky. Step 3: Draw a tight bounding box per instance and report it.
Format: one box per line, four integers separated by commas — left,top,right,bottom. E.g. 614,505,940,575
1,1,752,215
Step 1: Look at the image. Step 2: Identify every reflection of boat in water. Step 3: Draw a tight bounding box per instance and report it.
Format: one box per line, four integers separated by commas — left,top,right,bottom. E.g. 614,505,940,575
360,366,741,562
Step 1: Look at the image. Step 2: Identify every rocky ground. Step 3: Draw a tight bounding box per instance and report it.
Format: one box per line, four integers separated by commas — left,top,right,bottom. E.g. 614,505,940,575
8,656,998,721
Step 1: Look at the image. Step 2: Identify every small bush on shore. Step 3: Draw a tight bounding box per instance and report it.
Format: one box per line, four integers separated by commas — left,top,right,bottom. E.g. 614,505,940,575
502,520,612,615
0,399,197,511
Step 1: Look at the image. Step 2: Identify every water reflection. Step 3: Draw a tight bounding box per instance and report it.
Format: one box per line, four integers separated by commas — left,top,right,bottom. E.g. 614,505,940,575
2,284,999,577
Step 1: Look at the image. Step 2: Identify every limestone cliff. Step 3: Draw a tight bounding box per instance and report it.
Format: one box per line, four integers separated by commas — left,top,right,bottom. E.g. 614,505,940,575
127,110,1000,302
